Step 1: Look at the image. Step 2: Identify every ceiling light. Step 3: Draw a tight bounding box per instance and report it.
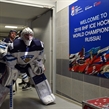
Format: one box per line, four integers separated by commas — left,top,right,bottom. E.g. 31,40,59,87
5,26,18,29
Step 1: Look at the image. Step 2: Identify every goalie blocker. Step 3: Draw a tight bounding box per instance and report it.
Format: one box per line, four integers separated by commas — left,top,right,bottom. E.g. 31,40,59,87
28,68,55,105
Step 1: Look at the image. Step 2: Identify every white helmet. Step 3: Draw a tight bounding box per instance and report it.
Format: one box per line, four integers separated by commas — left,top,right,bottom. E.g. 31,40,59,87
21,27,34,46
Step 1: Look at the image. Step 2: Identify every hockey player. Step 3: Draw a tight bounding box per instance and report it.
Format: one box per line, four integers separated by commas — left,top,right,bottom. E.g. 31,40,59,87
2,29,31,90
2,29,17,43
0,27,55,106
0,29,17,82
1,30,19,94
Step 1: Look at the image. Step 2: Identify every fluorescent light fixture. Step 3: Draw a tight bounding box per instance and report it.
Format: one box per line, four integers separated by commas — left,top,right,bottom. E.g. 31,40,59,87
5,26,18,28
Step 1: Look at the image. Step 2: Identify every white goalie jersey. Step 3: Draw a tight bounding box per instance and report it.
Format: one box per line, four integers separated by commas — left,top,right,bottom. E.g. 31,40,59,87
5,37,45,74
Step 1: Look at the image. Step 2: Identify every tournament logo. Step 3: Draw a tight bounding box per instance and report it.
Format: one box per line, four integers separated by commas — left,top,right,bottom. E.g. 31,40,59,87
71,6,75,16
71,5,83,16
21,55,34,63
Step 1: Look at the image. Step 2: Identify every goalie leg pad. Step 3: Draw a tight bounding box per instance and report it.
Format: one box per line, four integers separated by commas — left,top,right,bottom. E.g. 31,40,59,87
36,79,55,105
0,84,9,107
33,75,55,105
3,67,19,86
28,68,55,105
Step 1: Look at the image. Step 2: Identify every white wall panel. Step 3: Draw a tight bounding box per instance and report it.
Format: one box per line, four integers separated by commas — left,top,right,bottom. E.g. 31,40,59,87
56,0,77,12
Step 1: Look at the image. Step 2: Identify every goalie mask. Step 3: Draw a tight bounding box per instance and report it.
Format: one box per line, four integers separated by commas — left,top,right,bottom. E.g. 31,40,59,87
21,27,34,46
